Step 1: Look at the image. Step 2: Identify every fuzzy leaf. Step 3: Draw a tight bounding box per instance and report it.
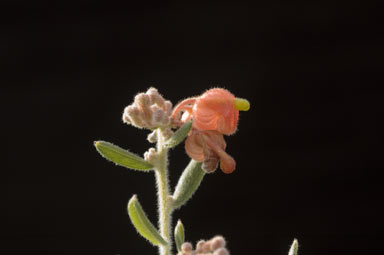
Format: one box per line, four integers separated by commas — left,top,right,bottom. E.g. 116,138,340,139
288,239,299,255
172,160,206,209
164,120,193,148
174,220,185,252
94,141,153,171
127,195,168,246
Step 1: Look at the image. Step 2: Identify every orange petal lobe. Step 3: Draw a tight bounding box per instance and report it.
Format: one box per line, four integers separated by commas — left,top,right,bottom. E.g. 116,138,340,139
193,88,239,135
185,131,204,162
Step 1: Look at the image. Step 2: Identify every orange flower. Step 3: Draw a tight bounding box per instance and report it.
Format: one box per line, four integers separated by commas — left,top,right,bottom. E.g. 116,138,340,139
172,88,249,174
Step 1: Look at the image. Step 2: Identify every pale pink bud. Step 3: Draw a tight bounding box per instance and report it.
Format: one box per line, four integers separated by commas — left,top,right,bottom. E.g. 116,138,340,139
210,236,226,251
144,148,157,163
147,130,157,143
164,100,173,115
135,93,152,124
146,87,165,107
202,241,212,252
123,88,173,130
122,113,131,124
161,128,174,140
195,240,205,253
213,248,229,255
181,242,193,253
124,105,145,128
151,105,165,124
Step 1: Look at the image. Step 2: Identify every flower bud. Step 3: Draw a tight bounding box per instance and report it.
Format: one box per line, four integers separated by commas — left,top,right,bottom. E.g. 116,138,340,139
164,100,173,115
147,87,165,107
122,114,131,124
152,105,165,124
202,241,212,253
181,242,193,253
135,93,152,125
195,240,205,253
210,236,226,251
124,105,145,128
144,148,158,164
123,88,173,130
161,128,174,140
213,248,229,255
147,130,158,143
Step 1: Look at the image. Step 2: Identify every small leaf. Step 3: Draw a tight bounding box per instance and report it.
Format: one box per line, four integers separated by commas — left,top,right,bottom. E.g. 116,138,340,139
172,160,206,209
94,141,153,171
174,220,185,252
127,195,168,246
164,120,193,148
288,239,299,255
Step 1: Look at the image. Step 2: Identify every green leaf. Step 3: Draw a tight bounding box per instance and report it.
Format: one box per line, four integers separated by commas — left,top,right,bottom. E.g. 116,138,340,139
164,120,193,148
127,195,168,246
94,141,153,171
172,160,206,209
288,239,298,255
174,220,185,252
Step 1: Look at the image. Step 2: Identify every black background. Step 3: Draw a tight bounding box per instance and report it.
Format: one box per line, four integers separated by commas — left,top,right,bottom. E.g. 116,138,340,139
1,1,383,255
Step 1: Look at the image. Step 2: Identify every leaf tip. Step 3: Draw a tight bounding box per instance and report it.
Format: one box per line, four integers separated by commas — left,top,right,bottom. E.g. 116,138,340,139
288,238,299,255
129,194,138,203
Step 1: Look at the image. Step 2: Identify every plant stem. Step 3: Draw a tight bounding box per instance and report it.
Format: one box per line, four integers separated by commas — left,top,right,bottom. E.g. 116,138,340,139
155,129,173,255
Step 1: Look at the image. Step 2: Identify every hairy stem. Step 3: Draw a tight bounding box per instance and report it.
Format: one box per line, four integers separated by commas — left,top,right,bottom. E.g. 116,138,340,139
155,129,173,255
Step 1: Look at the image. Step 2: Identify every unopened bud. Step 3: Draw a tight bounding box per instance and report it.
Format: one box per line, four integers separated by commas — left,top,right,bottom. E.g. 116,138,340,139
122,114,131,124
122,88,173,130
196,240,205,253
124,105,145,128
135,93,152,124
181,242,193,253
147,130,158,143
210,236,226,251
152,105,165,124
161,128,174,140
164,100,173,115
135,93,151,106
144,148,158,163
213,247,229,255
202,241,212,253
147,87,165,107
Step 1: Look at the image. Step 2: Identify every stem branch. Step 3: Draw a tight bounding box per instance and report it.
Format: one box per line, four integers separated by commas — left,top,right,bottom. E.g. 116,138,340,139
155,129,173,255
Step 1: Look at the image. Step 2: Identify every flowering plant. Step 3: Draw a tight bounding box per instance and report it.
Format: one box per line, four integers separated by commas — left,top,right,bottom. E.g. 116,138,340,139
94,88,298,255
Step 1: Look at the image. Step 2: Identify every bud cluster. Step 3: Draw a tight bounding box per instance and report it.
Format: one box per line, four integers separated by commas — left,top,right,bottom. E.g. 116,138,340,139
178,236,229,255
143,147,158,164
123,88,173,131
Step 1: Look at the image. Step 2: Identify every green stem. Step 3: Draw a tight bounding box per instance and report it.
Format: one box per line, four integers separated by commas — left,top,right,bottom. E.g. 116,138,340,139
155,129,173,255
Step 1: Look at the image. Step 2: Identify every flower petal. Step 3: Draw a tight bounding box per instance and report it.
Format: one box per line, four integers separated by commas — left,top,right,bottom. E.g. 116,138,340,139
185,131,204,162
218,153,236,174
202,143,220,173
193,88,239,135
202,131,236,174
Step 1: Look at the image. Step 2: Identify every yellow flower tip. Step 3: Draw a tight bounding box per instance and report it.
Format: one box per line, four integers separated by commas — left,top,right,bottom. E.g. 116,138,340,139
234,98,250,111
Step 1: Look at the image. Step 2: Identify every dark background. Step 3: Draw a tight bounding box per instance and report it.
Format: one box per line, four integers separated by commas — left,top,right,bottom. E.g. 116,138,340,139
1,1,383,255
